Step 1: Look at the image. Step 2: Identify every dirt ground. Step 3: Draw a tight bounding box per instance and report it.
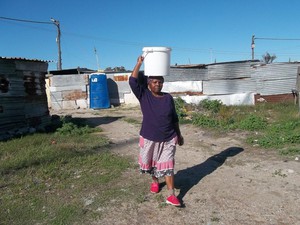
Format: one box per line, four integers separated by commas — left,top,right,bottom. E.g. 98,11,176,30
53,106,300,225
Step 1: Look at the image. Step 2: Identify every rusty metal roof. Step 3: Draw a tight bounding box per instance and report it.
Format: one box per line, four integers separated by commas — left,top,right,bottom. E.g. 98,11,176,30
49,67,96,75
171,64,206,69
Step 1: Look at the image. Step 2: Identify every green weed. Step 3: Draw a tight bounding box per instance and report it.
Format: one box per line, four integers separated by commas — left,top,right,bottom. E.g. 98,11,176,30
199,99,223,114
174,97,188,121
272,169,287,178
279,147,300,156
123,117,141,125
238,114,268,131
192,114,220,128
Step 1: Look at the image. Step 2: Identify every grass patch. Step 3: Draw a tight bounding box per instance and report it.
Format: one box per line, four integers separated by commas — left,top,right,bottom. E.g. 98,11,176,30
0,118,138,225
176,99,300,156
123,117,141,125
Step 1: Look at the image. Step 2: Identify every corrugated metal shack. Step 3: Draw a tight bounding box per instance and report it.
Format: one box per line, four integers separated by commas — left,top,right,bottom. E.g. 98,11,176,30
0,57,50,140
163,60,300,105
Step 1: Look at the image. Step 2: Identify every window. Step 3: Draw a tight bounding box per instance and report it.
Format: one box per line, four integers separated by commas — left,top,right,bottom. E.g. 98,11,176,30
0,76,9,93
24,74,36,95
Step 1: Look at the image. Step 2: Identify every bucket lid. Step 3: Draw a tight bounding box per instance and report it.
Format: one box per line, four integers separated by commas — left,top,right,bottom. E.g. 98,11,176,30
142,47,171,52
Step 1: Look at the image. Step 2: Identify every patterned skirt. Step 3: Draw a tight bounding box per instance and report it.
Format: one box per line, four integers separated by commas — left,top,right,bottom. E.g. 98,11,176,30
138,136,177,178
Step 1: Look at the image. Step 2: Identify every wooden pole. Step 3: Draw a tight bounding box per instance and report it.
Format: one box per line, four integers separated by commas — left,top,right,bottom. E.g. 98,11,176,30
297,67,300,113
51,18,62,70
251,35,255,60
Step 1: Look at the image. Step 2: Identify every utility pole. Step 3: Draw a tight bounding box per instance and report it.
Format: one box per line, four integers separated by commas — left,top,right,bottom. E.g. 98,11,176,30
251,35,255,60
251,35,300,61
297,67,300,113
0,16,63,70
94,47,100,71
51,18,62,70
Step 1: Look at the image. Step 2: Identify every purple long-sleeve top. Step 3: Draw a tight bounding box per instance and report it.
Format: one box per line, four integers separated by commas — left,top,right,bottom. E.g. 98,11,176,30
129,76,179,142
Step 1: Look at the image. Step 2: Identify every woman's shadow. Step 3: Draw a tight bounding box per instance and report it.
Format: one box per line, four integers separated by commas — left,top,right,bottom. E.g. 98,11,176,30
173,146,244,206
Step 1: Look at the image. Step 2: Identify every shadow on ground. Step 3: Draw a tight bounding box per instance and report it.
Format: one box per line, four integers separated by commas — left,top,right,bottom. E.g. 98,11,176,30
174,147,244,205
80,116,124,127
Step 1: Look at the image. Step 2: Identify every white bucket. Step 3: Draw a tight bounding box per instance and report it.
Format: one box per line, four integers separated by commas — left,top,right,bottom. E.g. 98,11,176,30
142,47,171,76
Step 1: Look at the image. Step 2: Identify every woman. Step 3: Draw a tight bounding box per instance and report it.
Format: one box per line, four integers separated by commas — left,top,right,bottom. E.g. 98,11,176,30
129,56,184,207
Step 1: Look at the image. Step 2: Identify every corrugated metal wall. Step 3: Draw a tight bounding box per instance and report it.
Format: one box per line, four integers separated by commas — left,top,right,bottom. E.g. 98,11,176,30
252,62,300,95
46,61,300,110
168,61,300,104
0,58,50,140
167,68,208,81
207,61,253,80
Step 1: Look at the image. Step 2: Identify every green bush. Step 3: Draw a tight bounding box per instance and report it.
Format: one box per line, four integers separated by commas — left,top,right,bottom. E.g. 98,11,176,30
55,122,92,135
199,99,223,113
174,97,188,120
238,114,268,131
192,114,220,128
55,116,101,136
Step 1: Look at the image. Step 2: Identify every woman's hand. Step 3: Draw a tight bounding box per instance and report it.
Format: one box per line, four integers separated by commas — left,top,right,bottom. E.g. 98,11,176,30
137,55,144,65
177,135,184,146
131,56,144,78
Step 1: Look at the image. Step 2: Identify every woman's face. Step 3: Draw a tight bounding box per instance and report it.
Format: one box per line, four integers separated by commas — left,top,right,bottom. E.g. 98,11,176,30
148,77,164,94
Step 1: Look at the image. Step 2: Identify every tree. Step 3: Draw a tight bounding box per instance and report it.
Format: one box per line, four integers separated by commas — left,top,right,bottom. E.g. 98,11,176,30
262,52,277,64
105,67,112,72
104,66,127,72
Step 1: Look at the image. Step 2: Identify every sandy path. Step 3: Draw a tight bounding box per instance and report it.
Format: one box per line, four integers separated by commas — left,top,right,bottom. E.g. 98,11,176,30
57,107,300,225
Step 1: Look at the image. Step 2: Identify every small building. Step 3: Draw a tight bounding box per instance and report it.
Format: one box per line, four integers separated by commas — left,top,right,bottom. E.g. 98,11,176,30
46,68,93,110
46,69,134,110
0,57,50,140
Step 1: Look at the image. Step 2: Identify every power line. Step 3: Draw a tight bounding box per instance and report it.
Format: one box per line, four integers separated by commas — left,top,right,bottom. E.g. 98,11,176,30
0,16,62,70
2,17,300,64
255,37,300,41
0,16,278,58
251,35,300,60
0,16,52,24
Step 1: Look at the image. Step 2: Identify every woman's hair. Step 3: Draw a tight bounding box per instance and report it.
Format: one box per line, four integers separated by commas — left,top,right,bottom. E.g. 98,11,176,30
147,76,164,84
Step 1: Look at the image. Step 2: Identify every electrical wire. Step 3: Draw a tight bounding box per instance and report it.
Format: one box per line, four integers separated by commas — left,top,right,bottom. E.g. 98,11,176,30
255,37,300,41
0,17,251,56
1,16,300,60
0,16,52,24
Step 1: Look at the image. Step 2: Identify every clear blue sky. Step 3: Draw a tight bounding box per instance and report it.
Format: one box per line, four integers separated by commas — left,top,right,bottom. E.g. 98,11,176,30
1,0,300,71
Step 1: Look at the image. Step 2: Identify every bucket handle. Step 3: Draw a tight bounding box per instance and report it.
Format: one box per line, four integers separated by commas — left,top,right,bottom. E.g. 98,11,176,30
142,52,148,58
142,49,154,58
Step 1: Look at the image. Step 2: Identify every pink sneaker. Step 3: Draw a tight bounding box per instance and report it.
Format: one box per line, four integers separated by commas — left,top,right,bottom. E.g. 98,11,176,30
150,182,159,193
166,195,181,207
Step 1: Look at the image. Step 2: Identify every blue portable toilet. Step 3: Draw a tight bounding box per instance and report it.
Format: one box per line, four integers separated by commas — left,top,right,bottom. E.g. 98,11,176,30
89,73,110,109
